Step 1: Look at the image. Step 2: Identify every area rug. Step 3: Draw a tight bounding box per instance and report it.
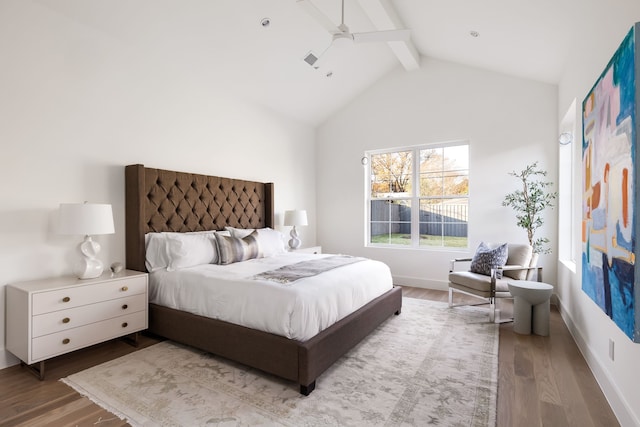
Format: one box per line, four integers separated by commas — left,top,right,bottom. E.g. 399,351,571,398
61,298,498,426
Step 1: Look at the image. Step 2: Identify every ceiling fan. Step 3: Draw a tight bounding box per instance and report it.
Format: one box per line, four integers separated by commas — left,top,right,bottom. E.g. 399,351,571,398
297,0,411,68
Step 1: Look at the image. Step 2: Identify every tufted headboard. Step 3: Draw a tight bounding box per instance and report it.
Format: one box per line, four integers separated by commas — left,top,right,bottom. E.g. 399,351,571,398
125,164,274,272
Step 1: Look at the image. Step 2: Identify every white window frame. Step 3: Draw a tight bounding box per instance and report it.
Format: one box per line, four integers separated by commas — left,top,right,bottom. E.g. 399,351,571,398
558,99,579,270
365,140,469,249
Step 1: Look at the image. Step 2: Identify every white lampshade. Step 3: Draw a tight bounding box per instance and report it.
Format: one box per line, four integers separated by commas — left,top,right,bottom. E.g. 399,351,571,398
284,210,308,227
58,203,115,236
58,203,114,279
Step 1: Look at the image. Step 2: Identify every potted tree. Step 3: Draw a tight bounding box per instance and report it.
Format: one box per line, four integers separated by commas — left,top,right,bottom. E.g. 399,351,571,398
502,162,557,255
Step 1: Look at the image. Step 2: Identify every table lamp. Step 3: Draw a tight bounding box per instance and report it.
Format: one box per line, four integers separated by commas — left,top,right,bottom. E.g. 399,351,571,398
58,202,115,279
284,209,308,250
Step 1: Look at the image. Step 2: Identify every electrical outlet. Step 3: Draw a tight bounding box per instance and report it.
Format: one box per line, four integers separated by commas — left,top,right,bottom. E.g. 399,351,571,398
609,339,615,361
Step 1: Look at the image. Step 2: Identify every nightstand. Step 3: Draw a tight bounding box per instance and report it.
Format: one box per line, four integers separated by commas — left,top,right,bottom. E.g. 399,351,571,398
290,246,322,254
5,269,148,379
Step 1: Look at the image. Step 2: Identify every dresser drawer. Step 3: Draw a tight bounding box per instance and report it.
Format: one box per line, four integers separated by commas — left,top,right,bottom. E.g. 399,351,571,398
32,294,147,338
32,275,147,315
31,311,147,361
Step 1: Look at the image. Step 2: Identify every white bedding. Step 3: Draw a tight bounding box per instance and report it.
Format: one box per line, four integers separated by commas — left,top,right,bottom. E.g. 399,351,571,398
149,252,393,341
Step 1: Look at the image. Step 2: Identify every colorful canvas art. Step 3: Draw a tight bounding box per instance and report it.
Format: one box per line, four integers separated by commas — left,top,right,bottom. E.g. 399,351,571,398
582,23,639,342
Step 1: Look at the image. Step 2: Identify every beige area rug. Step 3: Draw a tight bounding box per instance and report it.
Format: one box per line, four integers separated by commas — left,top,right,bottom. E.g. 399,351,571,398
61,298,498,426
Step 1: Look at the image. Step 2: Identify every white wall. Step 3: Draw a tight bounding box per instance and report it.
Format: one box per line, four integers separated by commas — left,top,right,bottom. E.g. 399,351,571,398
557,11,640,427
0,1,316,369
317,57,558,290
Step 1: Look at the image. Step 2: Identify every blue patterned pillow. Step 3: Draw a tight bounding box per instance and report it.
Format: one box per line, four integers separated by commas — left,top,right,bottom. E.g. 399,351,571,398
214,231,260,265
469,242,508,276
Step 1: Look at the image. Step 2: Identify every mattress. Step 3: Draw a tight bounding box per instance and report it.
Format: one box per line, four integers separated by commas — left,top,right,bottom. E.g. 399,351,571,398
149,252,393,341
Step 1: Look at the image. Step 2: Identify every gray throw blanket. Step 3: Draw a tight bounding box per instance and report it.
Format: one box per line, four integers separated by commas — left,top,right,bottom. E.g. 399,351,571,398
253,255,366,284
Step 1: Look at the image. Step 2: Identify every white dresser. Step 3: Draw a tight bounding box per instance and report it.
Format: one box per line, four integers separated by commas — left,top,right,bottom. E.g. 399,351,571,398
6,270,148,378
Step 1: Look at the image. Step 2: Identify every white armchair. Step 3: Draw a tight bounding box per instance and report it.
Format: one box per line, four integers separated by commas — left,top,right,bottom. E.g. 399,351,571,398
448,243,542,322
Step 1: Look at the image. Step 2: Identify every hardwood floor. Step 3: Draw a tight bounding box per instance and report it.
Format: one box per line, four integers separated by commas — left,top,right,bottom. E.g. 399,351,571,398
0,288,620,426
0,335,160,427
404,286,619,427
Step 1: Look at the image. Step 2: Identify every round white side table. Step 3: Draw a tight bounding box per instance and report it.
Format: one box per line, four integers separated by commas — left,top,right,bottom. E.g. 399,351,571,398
507,280,554,336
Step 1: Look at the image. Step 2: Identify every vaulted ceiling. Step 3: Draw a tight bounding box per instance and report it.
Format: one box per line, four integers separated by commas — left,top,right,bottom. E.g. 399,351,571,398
36,0,619,126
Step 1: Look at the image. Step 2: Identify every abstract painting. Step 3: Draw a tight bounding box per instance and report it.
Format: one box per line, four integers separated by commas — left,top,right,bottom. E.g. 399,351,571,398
582,23,639,342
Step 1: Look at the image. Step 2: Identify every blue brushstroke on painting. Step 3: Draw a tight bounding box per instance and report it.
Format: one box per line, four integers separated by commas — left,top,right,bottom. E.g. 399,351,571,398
582,252,605,311
609,258,635,338
615,27,637,166
591,208,606,229
616,222,633,252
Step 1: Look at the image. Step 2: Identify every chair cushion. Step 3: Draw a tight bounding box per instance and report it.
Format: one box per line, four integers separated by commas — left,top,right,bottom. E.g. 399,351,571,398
469,242,508,276
449,271,511,294
503,244,533,280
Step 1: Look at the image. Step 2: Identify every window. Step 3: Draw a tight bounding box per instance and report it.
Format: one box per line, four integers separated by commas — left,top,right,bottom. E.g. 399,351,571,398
367,141,469,249
558,99,578,267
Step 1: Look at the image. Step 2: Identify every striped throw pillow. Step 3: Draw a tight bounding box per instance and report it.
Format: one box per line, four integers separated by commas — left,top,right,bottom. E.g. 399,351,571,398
215,231,260,265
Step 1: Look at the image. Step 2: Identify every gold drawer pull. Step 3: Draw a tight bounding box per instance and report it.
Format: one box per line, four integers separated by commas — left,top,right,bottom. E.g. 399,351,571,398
121,286,128,292
122,304,128,310
122,322,128,328
62,317,70,324
62,297,70,303
62,338,70,345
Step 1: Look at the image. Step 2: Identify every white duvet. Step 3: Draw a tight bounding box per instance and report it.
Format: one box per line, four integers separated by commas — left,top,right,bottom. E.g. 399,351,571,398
149,252,393,341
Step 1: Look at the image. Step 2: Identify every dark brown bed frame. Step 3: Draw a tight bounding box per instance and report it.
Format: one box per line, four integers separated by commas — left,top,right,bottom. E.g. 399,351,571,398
125,164,402,395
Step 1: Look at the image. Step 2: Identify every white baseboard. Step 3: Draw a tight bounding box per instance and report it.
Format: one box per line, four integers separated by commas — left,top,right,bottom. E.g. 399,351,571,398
556,298,639,427
0,348,20,371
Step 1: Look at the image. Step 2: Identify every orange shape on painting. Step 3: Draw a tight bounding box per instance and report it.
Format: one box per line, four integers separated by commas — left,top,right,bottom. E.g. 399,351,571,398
591,182,601,211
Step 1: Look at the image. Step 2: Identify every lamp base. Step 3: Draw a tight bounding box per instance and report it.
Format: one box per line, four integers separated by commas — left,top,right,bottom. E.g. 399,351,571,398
288,226,301,250
75,259,104,279
75,236,105,279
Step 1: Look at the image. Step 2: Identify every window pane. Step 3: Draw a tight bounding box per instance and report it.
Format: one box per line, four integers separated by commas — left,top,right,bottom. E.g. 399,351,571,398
370,151,413,198
370,200,390,221
420,148,443,172
419,199,468,247
420,145,469,198
370,200,411,245
443,170,469,196
419,172,443,197
443,145,469,170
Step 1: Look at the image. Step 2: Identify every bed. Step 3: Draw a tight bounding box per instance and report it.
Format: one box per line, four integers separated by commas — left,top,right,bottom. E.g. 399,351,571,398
124,164,402,395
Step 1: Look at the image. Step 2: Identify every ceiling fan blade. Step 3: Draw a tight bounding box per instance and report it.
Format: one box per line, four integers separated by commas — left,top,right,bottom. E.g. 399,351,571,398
352,29,411,43
296,0,342,35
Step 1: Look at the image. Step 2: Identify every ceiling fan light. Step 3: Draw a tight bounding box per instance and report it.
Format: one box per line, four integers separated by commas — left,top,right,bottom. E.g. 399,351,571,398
332,33,352,49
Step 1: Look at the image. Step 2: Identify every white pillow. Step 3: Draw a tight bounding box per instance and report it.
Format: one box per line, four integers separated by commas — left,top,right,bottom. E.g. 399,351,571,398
225,226,254,238
145,232,171,272
255,228,288,257
165,232,217,271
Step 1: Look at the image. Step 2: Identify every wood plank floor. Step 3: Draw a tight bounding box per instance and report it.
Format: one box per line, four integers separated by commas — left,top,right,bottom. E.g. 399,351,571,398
0,335,161,427
403,287,620,427
0,288,620,426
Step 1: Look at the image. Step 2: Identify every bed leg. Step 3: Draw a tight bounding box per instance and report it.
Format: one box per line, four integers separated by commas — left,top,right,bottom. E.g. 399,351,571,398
300,381,316,396
395,309,401,315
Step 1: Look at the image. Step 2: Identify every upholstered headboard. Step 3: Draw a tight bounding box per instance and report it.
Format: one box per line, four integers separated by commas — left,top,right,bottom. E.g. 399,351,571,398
125,164,274,272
